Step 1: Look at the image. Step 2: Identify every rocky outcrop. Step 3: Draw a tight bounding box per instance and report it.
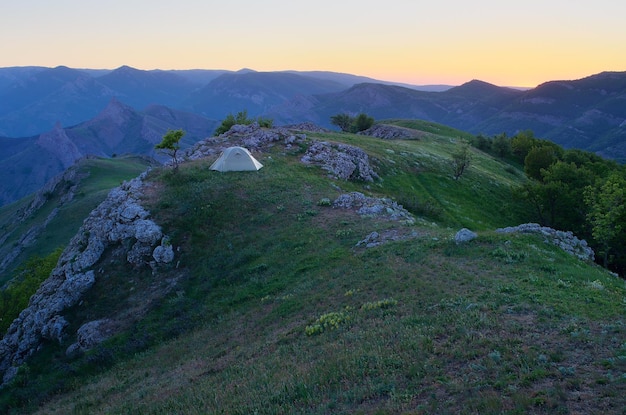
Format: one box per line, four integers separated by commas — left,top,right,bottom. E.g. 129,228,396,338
0,172,173,386
301,141,379,182
358,124,421,140
182,123,308,162
356,229,420,248
333,192,414,223
496,223,595,261
284,122,331,133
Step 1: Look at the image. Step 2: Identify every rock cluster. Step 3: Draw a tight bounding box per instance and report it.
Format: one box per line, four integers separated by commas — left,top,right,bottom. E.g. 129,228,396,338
0,173,173,386
356,229,420,248
301,141,379,182
359,124,421,140
283,122,331,133
496,223,595,261
181,123,308,162
333,192,414,223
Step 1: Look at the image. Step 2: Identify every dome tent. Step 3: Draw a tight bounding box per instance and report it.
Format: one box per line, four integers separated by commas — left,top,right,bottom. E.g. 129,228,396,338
209,146,263,172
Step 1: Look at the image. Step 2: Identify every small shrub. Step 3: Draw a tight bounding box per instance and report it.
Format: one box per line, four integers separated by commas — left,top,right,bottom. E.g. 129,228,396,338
317,198,332,207
451,142,472,180
214,110,274,135
557,279,572,288
304,209,318,217
305,311,350,336
490,246,527,263
257,116,274,128
488,350,502,362
335,229,353,238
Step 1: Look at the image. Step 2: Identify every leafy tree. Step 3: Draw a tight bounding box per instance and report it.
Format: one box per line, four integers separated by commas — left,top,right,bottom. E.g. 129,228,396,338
155,129,185,171
353,113,374,132
330,113,375,133
473,133,491,151
491,133,511,158
523,161,594,230
563,149,618,177
541,161,594,231
511,130,538,162
519,180,562,226
451,142,472,180
330,113,354,132
584,173,626,267
524,146,558,181
214,110,273,135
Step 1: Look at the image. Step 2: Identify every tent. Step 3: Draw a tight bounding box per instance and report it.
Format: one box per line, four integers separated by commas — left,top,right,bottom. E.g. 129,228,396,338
209,146,263,172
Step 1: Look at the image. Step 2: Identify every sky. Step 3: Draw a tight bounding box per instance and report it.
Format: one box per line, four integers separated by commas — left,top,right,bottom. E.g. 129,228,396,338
1,0,625,88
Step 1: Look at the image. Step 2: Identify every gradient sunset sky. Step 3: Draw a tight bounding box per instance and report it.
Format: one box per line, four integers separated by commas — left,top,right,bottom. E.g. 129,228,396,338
2,0,625,87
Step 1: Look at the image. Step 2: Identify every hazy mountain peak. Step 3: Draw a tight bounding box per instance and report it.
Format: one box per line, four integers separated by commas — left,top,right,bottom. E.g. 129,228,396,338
114,65,140,73
236,68,257,74
36,123,82,168
92,98,136,124
447,79,503,94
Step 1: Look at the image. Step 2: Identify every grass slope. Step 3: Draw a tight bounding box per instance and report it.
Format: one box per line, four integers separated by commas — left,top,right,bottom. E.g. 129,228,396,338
0,156,156,285
3,123,625,414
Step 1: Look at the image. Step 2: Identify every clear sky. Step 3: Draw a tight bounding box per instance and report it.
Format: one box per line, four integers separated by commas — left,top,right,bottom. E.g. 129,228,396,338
1,0,625,87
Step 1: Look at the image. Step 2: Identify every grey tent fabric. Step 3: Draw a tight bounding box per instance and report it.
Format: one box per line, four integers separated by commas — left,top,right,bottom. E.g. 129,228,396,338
210,146,263,171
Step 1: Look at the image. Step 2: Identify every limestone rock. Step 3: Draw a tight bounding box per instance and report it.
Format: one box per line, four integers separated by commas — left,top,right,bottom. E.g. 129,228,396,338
66,319,118,356
301,141,379,182
333,192,414,223
358,124,420,140
0,173,171,386
153,243,175,264
455,228,478,244
496,223,595,261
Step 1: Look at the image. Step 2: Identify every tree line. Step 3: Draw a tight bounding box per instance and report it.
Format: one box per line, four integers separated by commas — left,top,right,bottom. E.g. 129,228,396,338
472,130,626,274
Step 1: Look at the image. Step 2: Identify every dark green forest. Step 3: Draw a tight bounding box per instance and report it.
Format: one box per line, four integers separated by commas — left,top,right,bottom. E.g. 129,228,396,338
473,130,626,275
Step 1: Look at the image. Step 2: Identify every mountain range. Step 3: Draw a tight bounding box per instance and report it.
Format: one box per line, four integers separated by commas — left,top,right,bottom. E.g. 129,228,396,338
0,65,625,206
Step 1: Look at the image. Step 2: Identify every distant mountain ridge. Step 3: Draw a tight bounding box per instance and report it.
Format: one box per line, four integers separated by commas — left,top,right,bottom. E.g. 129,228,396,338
0,66,445,137
1,65,625,206
3,67,623,158
0,100,216,205
275,72,626,159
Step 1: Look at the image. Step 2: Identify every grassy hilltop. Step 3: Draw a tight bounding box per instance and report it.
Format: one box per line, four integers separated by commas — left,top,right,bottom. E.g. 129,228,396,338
2,121,625,414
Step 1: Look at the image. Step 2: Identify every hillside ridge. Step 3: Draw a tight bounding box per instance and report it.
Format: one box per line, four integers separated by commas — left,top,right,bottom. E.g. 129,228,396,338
0,123,600,388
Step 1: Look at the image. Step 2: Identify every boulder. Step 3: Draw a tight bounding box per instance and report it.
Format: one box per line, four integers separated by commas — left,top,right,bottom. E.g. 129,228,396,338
455,228,478,244
153,243,175,264
358,124,420,140
66,319,118,356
